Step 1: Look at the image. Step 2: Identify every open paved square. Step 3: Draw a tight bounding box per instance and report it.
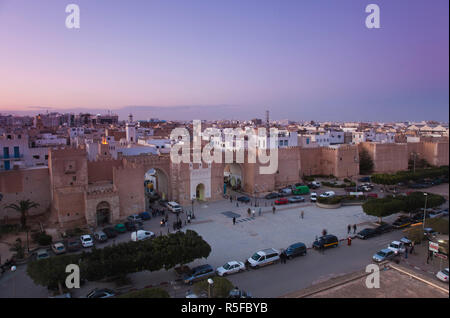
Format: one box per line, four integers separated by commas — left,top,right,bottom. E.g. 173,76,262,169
179,198,400,269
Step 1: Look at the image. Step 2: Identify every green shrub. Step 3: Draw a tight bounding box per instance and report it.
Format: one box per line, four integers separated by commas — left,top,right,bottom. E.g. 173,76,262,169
193,277,234,298
118,287,170,298
31,231,53,246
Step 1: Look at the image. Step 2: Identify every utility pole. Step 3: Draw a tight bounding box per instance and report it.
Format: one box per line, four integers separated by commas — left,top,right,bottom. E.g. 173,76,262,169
423,193,428,230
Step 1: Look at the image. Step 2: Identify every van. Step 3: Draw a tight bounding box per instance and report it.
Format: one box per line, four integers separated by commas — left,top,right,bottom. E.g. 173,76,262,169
312,235,339,249
283,242,307,259
293,186,310,195
167,201,183,213
246,248,280,268
131,230,155,242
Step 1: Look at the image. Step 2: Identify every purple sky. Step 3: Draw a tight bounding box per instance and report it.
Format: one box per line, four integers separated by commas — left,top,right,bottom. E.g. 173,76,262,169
0,0,448,121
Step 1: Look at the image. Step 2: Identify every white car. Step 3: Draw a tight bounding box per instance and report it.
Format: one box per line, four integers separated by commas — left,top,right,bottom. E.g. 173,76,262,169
167,201,183,213
319,191,335,198
436,268,449,283
311,181,321,187
216,261,246,276
310,192,318,202
80,235,94,248
387,241,405,254
131,230,155,242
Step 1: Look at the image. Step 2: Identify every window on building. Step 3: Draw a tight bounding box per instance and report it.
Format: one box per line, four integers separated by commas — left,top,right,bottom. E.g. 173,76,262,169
33,155,40,159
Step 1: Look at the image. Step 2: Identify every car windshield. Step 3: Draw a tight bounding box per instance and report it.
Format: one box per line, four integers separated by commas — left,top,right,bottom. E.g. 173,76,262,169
377,251,386,257
442,269,449,276
223,263,231,270
251,253,261,261
390,243,398,249
57,246,64,250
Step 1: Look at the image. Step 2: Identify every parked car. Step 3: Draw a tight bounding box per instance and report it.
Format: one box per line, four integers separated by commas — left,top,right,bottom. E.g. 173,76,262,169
366,193,378,199
288,196,305,203
265,192,280,200
92,231,107,243
183,264,215,285
228,288,252,298
372,248,396,262
216,261,246,276
307,183,320,189
374,223,393,234
392,217,412,229
167,201,183,213
103,227,118,238
51,242,67,255
357,228,378,240
293,185,310,195
274,197,289,205
36,249,50,260
311,181,321,188
387,241,406,254
237,196,251,203
400,236,412,246
410,183,428,189
424,227,438,237
320,191,335,198
86,288,116,298
310,192,318,202
66,238,81,252
139,211,151,220
283,242,307,259
436,268,449,283
428,210,448,219
246,248,280,269
80,235,94,248
358,176,371,183
131,230,155,241
127,214,142,223
279,188,292,195
312,235,339,249
114,223,127,233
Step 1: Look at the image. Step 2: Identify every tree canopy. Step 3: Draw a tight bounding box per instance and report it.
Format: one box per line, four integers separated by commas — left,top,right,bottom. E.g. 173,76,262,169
27,230,211,290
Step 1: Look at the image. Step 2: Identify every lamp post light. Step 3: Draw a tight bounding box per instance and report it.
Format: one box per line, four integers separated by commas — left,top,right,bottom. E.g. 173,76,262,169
207,278,214,298
423,193,428,230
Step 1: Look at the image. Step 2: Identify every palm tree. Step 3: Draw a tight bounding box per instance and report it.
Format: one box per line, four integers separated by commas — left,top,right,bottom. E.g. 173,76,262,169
6,199,39,229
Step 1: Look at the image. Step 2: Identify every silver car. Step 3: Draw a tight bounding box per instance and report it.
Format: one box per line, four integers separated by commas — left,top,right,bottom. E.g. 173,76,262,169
372,248,396,262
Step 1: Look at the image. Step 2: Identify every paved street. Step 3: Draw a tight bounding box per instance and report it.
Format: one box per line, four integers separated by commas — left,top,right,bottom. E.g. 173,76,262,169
0,188,447,298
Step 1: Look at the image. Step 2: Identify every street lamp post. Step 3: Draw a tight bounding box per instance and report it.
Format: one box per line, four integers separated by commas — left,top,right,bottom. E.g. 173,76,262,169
423,193,428,230
191,199,195,218
207,278,214,298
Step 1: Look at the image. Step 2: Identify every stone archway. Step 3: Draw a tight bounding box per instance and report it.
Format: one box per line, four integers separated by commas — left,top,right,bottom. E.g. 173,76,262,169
144,167,169,210
196,183,205,201
96,201,111,226
224,163,243,191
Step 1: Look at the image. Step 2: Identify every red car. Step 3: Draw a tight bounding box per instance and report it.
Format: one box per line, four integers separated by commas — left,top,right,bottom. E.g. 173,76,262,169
275,197,289,205
366,193,378,199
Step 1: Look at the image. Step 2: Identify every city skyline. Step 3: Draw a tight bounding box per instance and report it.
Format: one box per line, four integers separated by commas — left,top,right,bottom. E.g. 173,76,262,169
0,0,448,121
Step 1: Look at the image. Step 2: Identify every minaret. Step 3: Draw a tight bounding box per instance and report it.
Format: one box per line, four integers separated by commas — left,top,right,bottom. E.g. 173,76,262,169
126,113,136,144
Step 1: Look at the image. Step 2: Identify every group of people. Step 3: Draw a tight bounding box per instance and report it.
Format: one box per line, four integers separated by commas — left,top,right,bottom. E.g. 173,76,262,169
347,224,357,234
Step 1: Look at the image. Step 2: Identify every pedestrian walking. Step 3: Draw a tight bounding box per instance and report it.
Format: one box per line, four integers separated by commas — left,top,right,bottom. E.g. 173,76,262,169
230,196,232,203
347,224,351,234
280,251,287,264
301,210,304,219
272,206,276,214
258,207,262,216
410,242,415,254
233,217,236,225
404,246,408,259
353,224,357,234
252,210,255,218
